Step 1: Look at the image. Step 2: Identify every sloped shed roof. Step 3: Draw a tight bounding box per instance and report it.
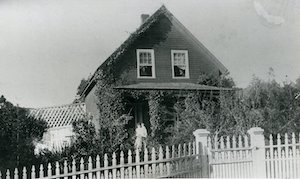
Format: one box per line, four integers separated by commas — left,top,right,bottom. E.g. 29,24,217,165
115,83,233,91
29,103,86,128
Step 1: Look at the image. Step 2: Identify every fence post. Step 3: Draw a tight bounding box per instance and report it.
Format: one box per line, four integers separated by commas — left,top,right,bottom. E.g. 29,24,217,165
247,127,266,178
193,129,210,178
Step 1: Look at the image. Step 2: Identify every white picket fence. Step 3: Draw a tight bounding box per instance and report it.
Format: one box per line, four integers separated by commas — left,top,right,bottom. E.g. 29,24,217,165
3,127,300,178
265,133,300,178
193,127,300,178
1,143,204,179
208,135,253,178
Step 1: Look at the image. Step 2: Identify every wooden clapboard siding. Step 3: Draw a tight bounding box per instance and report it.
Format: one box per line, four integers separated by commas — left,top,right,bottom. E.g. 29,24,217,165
81,5,228,99
111,14,222,84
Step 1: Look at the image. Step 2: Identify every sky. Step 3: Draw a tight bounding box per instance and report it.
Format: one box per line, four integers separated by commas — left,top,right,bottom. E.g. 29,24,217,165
0,0,300,108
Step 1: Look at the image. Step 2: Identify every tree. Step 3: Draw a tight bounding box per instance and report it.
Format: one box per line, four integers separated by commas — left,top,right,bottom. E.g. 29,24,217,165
243,76,300,136
0,95,47,170
295,76,300,90
76,78,89,95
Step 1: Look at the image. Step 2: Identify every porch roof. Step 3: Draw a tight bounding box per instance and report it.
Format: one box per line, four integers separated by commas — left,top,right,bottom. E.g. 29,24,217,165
114,83,234,91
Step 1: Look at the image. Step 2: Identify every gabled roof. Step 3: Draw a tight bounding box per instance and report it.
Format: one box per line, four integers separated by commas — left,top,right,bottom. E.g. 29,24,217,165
80,5,228,98
29,103,86,128
115,83,233,91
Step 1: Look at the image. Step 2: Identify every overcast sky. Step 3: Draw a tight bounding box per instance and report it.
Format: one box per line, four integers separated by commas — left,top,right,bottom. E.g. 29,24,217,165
0,0,299,108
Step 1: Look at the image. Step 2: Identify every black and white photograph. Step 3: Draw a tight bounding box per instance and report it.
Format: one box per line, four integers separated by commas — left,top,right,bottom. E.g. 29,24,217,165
0,0,300,178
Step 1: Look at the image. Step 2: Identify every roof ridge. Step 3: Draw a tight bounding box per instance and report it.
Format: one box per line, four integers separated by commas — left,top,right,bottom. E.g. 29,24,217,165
80,5,173,97
31,102,85,110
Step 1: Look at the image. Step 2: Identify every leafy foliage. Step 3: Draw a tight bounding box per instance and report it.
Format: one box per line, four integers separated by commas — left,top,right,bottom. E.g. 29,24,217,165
166,74,300,144
0,95,47,170
76,78,89,95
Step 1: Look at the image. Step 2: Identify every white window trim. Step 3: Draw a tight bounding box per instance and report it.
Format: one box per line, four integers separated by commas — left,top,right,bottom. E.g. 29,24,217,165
137,49,156,78
171,50,190,79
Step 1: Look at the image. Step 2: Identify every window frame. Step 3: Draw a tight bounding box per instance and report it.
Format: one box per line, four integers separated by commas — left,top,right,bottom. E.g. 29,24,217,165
136,49,156,78
171,50,190,79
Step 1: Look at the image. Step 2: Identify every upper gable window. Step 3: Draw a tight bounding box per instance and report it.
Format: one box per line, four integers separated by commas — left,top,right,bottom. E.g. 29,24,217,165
137,49,155,78
171,50,189,78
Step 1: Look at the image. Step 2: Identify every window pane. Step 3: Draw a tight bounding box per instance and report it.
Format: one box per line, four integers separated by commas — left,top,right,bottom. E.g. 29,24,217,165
140,66,152,76
173,52,187,77
174,53,185,65
139,52,152,65
174,65,186,77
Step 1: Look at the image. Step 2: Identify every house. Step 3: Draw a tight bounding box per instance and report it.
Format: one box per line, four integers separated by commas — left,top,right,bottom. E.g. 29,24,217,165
29,5,233,149
29,102,86,151
79,5,232,136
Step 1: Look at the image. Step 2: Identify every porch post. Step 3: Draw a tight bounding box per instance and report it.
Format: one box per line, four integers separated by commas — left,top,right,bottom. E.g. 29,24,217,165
247,127,266,178
193,129,210,178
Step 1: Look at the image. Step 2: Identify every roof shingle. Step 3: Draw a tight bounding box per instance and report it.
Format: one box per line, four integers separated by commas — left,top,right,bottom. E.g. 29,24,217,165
29,103,86,128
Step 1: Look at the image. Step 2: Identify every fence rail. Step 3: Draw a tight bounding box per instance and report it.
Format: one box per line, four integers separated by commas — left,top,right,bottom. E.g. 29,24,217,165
193,127,300,178
3,127,300,178
265,133,300,178
207,134,254,178
1,142,203,179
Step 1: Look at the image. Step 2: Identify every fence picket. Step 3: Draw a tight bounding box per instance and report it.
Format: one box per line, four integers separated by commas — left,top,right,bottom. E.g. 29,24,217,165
39,164,43,178
128,150,132,178
269,134,274,178
292,133,296,178
80,158,84,179
64,160,68,179
31,165,35,179
124,168,128,179
72,159,76,179
296,149,300,177
117,170,121,179
225,136,230,178
104,154,109,179
6,169,10,179
214,135,218,150
132,167,136,178
109,171,112,179
226,136,230,149
284,133,289,178
148,166,152,178
166,146,170,175
13,168,18,179
274,149,279,178
120,151,125,179
96,155,100,179
288,149,293,178
188,142,192,156
144,148,148,177
282,149,286,178
112,152,117,179
159,146,164,176
220,136,224,149
151,147,156,177
266,151,270,178
88,156,93,179
22,167,27,179
193,141,196,155
277,134,282,178
135,149,140,179
140,167,145,178
244,135,249,147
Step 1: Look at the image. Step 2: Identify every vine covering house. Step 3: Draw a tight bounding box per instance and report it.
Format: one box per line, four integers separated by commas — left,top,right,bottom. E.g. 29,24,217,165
29,5,234,150
79,5,234,146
